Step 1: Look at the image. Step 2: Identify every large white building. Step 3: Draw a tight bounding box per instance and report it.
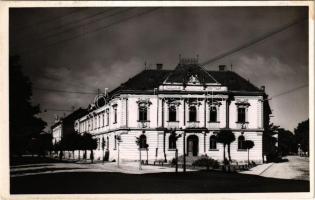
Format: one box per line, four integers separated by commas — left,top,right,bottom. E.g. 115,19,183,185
74,58,271,164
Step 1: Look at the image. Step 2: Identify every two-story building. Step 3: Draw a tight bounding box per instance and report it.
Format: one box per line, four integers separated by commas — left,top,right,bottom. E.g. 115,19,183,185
74,58,271,164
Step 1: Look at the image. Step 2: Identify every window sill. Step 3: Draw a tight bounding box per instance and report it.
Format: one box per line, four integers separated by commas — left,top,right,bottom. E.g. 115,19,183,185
187,121,200,123
208,121,220,123
237,149,247,152
137,120,151,122
113,122,117,124
168,148,177,151
236,122,249,124
167,121,179,122
209,149,219,151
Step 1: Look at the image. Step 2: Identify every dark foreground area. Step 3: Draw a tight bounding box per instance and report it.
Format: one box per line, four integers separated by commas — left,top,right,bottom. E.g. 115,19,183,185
11,171,309,194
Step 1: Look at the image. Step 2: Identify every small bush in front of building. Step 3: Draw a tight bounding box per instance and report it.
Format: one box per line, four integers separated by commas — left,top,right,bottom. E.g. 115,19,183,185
192,157,219,171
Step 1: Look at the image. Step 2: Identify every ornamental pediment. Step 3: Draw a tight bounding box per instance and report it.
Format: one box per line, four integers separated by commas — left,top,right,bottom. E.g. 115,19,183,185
187,74,200,84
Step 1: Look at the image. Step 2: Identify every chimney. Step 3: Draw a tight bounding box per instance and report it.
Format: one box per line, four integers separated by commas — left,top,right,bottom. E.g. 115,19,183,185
260,85,265,91
156,63,163,70
218,65,226,71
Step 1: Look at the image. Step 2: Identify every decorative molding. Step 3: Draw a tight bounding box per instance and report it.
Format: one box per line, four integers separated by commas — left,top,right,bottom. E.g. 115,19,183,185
136,98,152,106
187,74,200,85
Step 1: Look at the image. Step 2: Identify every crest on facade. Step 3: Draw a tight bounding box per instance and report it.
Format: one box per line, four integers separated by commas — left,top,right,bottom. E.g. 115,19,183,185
188,74,200,84
94,93,106,109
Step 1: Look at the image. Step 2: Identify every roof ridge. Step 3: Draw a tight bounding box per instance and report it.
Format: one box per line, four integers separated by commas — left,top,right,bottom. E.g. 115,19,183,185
199,64,219,84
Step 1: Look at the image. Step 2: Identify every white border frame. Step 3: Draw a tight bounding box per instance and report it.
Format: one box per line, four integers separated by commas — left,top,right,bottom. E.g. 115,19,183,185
0,1,314,200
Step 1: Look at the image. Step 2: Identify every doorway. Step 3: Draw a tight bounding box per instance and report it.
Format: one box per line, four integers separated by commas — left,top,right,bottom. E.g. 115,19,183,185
187,135,199,156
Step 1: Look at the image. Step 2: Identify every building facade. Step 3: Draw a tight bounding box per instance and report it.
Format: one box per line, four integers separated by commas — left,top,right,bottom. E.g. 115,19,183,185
51,108,88,145
74,58,271,164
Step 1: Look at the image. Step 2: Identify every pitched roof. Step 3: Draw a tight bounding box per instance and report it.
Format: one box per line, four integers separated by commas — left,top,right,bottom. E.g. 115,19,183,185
164,64,217,84
108,69,171,96
108,65,263,97
207,71,260,92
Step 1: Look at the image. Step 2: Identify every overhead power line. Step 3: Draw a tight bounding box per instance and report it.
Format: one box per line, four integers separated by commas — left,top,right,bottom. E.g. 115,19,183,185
14,8,132,47
270,84,308,99
14,8,87,33
44,108,74,112
19,8,160,56
200,16,307,67
33,87,98,95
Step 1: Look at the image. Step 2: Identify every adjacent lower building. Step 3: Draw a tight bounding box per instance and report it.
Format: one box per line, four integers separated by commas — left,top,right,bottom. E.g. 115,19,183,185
73,58,271,163
51,108,88,145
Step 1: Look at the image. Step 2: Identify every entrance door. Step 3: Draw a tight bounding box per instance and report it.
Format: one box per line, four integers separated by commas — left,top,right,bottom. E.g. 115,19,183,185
187,135,198,156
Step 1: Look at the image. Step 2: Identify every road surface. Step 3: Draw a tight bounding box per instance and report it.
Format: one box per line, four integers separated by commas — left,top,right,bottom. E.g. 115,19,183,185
242,156,309,181
260,156,309,180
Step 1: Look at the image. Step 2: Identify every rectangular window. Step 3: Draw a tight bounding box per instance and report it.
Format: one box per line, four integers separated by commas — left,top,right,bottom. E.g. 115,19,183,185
209,106,217,122
189,106,197,122
106,110,109,126
98,115,101,128
113,107,117,124
102,113,105,127
237,107,246,123
139,106,147,121
168,106,177,122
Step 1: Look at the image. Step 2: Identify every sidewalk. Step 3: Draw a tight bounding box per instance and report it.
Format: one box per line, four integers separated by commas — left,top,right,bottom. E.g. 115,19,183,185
240,163,274,176
89,161,195,174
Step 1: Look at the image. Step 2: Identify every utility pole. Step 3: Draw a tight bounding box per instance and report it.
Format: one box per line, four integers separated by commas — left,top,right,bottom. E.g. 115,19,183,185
182,126,186,173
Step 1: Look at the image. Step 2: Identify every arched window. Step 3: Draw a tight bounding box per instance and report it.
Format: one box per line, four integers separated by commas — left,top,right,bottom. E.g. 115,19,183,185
209,106,217,122
189,106,197,122
168,106,177,122
139,105,148,122
169,134,177,149
210,135,217,150
238,135,245,150
139,134,147,149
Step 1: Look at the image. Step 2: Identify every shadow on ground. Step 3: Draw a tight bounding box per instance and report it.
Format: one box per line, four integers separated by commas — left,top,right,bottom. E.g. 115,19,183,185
11,167,87,175
11,170,309,194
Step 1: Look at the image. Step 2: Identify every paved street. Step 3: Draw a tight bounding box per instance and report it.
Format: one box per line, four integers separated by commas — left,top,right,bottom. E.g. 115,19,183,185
241,156,309,181
11,160,193,177
10,156,309,193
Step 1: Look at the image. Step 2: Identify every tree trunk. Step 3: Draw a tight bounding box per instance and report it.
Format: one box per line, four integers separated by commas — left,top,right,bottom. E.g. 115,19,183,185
223,144,226,161
146,148,148,165
139,148,142,170
228,144,231,161
247,149,250,164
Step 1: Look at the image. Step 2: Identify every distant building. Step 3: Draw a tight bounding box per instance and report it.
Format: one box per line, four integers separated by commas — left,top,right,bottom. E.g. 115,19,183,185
51,108,88,145
74,58,271,163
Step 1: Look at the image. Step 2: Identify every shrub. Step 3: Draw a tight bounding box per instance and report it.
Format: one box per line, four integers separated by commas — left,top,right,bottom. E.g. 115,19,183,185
192,157,219,170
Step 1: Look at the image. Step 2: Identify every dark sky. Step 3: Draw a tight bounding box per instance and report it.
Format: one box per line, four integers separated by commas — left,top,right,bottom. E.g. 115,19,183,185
10,6,309,132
